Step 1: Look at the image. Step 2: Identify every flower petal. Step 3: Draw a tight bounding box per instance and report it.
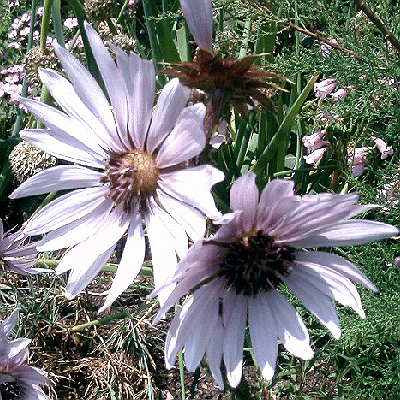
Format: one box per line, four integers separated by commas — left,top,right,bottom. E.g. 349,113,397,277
157,190,206,242
223,295,247,388
99,209,145,313
268,291,314,360
159,165,223,220
9,165,103,199
290,220,399,248
248,294,278,381
180,0,213,53
112,46,155,149
283,270,342,339
230,172,259,231
38,67,116,152
53,42,120,149
146,78,190,153
156,106,206,168
85,22,130,146
23,187,109,236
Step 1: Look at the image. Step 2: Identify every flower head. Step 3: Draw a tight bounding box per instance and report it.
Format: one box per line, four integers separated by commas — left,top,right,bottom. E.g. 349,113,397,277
0,309,50,399
314,78,337,100
10,23,223,311
164,0,287,138
0,219,42,275
152,172,398,389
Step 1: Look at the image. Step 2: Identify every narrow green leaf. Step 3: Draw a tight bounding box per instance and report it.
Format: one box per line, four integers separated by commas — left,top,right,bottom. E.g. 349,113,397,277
251,74,318,176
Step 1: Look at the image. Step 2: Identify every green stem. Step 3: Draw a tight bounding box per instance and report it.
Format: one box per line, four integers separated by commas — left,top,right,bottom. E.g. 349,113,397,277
51,0,65,46
40,0,53,52
174,302,186,400
70,311,129,331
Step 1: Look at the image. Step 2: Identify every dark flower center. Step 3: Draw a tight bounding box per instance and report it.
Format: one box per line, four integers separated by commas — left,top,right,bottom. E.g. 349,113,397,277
102,149,159,212
218,231,295,296
0,381,20,400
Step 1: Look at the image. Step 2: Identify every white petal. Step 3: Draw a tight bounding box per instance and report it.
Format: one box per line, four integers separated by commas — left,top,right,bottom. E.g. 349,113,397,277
290,220,399,248
156,106,206,168
24,187,109,236
295,251,377,291
145,205,182,304
206,320,225,389
0,308,19,339
248,294,278,381
99,211,145,312
37,199,114,251
283,271,342,339
184,281,220,371
19,128,104,169
223,295,247,388
53,42,120,149
9,165,103,199
113,46,155,149
292,260,366,318
159,165,223,220
230,172,259,231
85,22,130,146
267,291,314,360
147,78,190,153
60,209,129,298
20,98,107,164
157,190,206,242
180,0,213,53
165,287,212,368
38,68,116,152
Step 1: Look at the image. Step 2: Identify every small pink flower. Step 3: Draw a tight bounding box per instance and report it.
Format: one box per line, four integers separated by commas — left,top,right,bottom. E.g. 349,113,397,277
64,17,79,29
331,88,347,100
314,78,337,100
8,41,21,49
11,18,23,30
8,29,18,39
36,6,44,16
304,147,328,165
302,129,329,152
320,38,338,57
348,147,369,177
19,26,30,37
33,30,39,41
4,74,20,84
21,12,31,22
371,136,393,160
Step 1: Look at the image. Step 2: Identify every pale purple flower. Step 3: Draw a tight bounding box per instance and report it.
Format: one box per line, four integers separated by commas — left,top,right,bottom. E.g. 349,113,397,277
20,13,30,23
320,38,338,57
371,135,393,160
63,18,78,29
10,22,223,311
0,309,50,399
0,219,45,275
152,172,398,388
179,0,212,53
348,147,369,177
8,42,21,49
19,27,30,38
314,78,337,100
303,147,328,165
36,6,44,17
331,87,347,100
302,129,329,152
8,30,18,39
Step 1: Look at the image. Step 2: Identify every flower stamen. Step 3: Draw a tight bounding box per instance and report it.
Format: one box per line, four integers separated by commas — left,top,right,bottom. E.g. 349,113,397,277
218,230,294,296
102,149,159,212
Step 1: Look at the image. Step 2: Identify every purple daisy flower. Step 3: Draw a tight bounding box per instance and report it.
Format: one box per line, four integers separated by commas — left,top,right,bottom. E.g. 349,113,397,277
0,309,50,399
152,172,398,388
10,23,223,311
